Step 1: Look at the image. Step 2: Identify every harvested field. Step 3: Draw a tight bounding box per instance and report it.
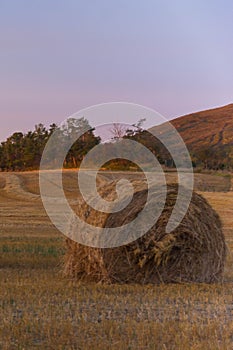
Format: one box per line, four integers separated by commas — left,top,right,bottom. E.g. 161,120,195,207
0,170,233,349
16,170,231,195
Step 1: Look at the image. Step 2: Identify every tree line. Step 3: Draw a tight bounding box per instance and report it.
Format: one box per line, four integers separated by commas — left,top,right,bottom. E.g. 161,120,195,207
0,118,100,171
0,117,172,171
0,117,232,171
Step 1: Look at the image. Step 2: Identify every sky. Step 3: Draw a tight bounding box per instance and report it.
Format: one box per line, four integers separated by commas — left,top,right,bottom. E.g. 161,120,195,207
0,0,233,141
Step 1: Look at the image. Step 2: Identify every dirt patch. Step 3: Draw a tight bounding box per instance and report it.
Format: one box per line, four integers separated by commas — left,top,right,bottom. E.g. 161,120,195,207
0,175,6,189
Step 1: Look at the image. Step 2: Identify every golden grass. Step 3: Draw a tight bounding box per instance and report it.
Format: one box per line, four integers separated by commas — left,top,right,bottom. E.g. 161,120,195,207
0,171,233,349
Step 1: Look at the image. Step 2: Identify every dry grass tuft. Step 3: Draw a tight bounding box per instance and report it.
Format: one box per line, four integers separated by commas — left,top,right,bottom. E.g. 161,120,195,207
64,182,226,284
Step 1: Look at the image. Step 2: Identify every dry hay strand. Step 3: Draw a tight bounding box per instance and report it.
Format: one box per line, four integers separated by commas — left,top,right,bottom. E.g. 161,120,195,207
64,181,226,284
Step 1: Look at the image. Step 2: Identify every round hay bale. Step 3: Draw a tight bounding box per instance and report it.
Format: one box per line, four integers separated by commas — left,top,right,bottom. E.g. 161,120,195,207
64,182,226,284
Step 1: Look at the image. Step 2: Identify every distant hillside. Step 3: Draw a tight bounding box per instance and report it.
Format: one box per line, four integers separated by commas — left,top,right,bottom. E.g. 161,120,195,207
149,103,233,170
170,103,233,151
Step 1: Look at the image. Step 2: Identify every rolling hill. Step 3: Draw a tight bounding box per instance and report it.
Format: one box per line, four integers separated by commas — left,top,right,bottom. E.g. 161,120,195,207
170,103,233,152
149,103,233,169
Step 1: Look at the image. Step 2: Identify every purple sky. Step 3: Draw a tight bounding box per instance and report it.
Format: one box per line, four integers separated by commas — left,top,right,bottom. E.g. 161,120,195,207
1,1,233,141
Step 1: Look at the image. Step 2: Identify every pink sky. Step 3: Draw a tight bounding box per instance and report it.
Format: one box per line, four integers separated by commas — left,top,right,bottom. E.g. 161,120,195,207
1,1,233,141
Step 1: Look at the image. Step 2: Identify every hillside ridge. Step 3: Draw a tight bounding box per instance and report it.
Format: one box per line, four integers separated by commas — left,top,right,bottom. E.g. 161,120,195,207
170,103,233,151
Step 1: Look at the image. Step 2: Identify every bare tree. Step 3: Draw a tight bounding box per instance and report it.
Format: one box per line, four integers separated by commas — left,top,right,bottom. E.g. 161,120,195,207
109,123,127,140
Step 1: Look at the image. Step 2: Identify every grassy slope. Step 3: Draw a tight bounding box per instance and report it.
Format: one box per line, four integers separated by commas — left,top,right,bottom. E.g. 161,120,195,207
0,171,233,349
171,103,233,151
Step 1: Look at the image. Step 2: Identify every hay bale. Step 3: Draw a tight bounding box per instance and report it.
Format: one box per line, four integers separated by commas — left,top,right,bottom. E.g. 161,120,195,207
64,182,226,284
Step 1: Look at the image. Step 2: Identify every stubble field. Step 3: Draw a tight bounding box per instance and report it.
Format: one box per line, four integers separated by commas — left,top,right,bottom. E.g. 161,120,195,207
0,170,233,349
